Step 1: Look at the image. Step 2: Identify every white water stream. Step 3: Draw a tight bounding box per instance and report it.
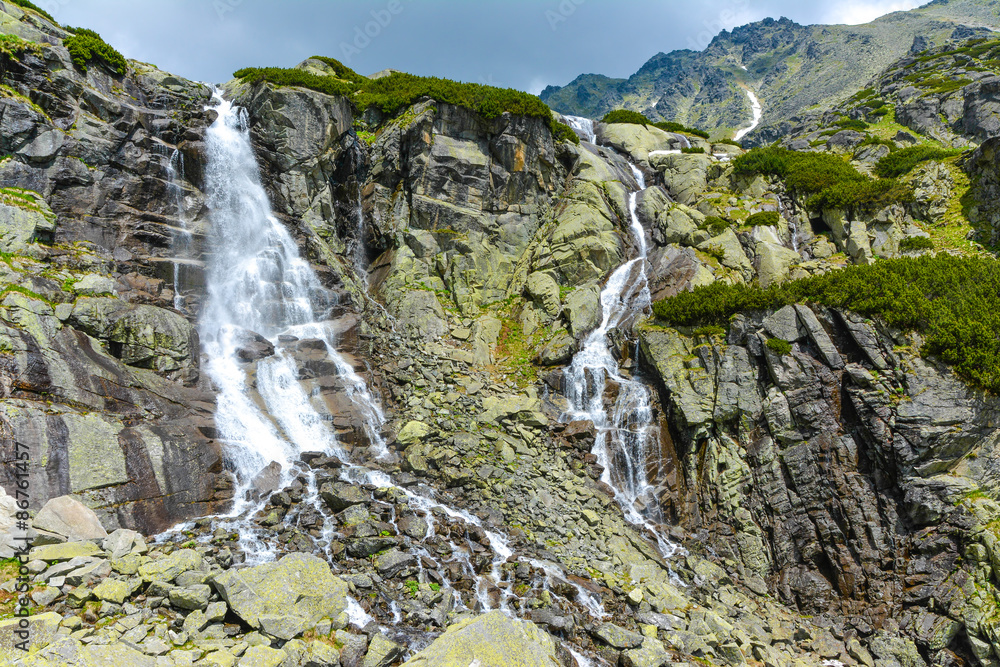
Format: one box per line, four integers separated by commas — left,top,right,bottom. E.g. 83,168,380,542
734,88,762,141
564,115,597,143
195,91,608,625
165,149,192,312
561,165,680,560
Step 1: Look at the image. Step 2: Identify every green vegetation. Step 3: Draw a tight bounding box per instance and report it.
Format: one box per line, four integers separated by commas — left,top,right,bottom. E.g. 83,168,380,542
714,138,743,148
652,254,1000,392
701,215,729,236
404,580,419,596
599,109,711,138
552,120,581,145
9,0,53,21
0,187,53,220
63,28,127,75
235,61,568,140
899,236,935,252
834,117,868,131
733,146,913,213
682,146,705,154
746,211,780,227
765,338,792,355
874,145,964,178
694,325,726,338
601,109,649,126
805,178,912,213
0,33,40,58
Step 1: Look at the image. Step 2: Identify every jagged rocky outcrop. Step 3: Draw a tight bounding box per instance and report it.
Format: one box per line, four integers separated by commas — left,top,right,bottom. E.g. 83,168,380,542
639,305,1000,665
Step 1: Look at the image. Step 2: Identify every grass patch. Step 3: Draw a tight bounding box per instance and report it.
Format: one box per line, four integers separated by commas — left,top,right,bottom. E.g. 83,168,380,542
652,254,1000,392
0,33,40,59
701,215,729,236
875,145,965,178
682,146,705,154
64,28,127,75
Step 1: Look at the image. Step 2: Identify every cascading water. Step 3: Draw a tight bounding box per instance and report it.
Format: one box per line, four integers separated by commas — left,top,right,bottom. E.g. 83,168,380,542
561,164,679,559
196,91,579,619
564,115,596,143
165,148,192,312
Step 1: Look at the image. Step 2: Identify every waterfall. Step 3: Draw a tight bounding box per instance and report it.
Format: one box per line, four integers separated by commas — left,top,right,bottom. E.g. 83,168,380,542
564,115,596,143
561,164,679,559
165,149,192,312
195,91,542,614
734,88,763,141
671,133,692,149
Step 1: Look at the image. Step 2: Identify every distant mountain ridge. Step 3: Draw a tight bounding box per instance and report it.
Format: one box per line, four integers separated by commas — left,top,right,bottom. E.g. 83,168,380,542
541,0,1000,142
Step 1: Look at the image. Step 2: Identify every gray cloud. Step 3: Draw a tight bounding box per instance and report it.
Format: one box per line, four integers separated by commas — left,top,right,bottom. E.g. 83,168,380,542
45,0,924,92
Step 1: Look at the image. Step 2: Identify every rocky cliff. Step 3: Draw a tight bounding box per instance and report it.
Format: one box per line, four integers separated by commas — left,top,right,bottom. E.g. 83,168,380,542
3,3,1000,667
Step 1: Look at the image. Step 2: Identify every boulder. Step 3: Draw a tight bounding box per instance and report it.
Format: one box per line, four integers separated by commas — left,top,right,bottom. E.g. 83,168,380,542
211,553,349,638
33,496,108,542
526,272,561,318
401,611,560,666
320,482,369,511
754,241,800,288
138,548,203,582
0,198,55,253
563,285,601,339
30,541,102,563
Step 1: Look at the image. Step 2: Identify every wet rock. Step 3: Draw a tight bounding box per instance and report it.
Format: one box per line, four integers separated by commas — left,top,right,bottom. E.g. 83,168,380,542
320,482,370,511
234,329,275,361
374,549,417,579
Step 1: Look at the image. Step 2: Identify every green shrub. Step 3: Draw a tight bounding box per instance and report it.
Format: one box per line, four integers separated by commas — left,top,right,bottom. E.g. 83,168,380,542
234,67,356,98
746,211,780,227
874,145,964,177
552,120,581,145
694,325,727,338
652,254,1000,392
601,109,651,125
9,0,53,21
597,110,710,138
682,146,705,154
834,118,868,131
701,215,729,236
733,146,866,196
714,138,743,148
63,28,127,75
766,338,792,355
806,178,912,212
235,66,558,134
653,121,710,139
899,236,935,252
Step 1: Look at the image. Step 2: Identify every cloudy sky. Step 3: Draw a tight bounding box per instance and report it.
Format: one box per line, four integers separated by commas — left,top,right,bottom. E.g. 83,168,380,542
46,0,926,93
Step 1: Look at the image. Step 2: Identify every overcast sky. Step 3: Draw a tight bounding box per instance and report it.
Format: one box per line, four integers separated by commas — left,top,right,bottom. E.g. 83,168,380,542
46,0,926,93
